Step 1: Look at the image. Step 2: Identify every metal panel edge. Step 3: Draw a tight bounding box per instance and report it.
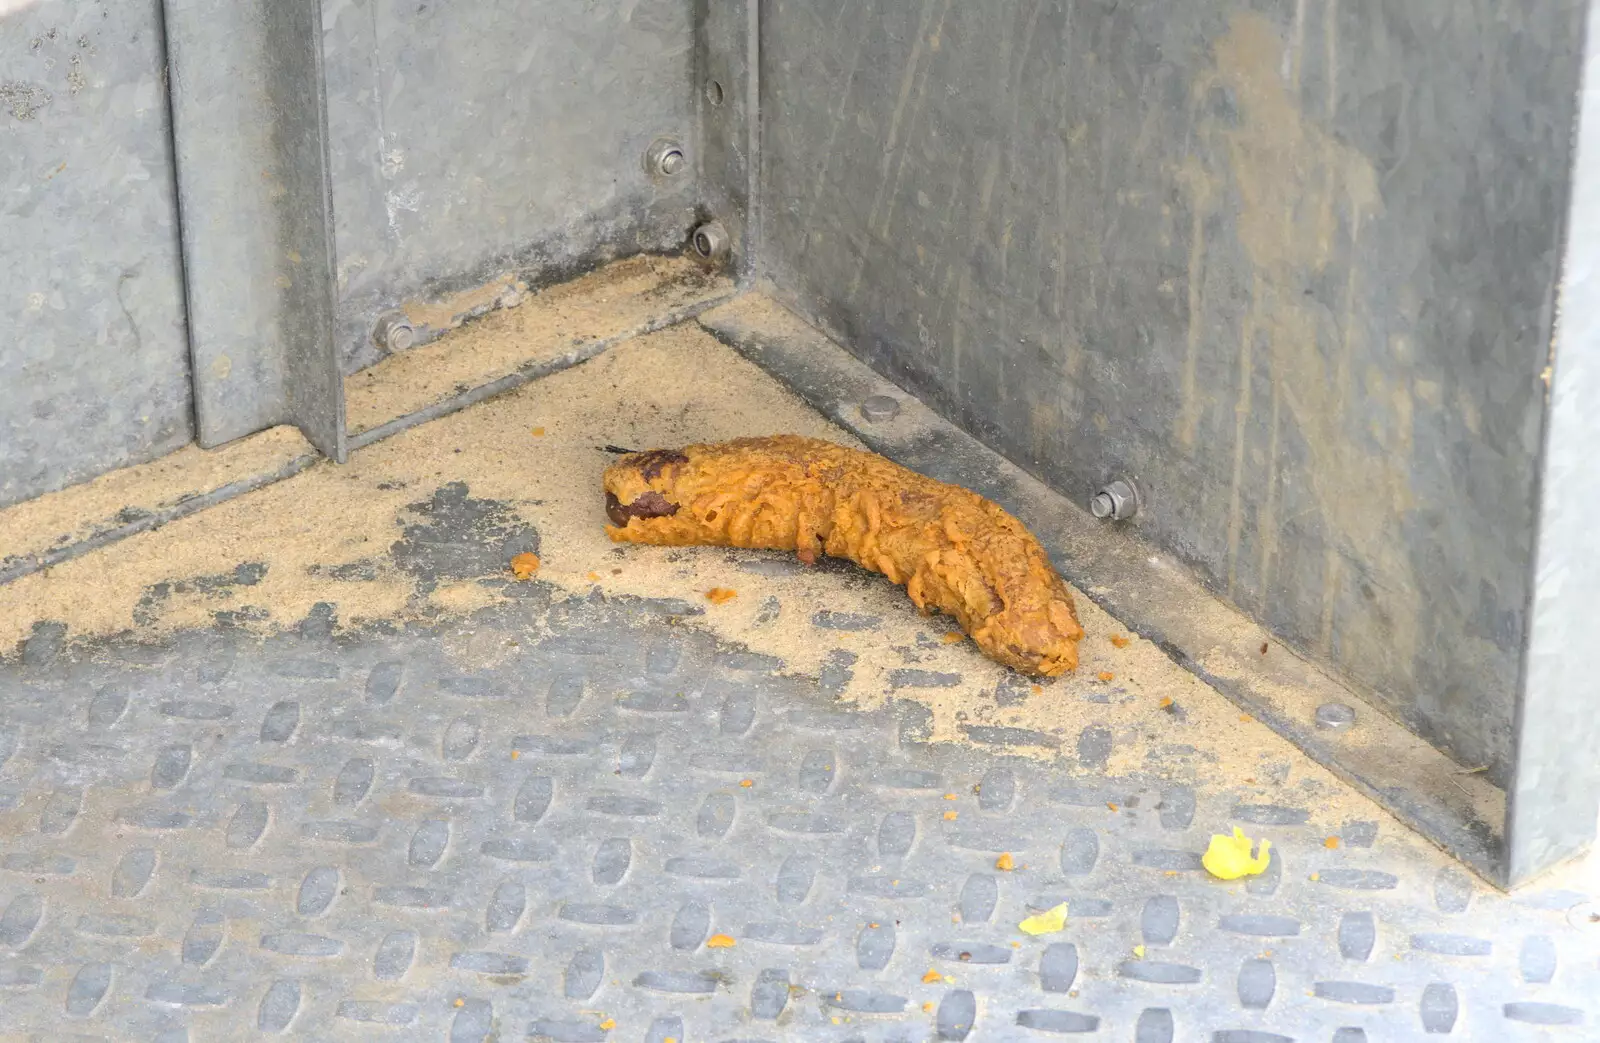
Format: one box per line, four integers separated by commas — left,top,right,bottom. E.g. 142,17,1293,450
695,0,758,278
162,0,344,460
1505,0,1600,888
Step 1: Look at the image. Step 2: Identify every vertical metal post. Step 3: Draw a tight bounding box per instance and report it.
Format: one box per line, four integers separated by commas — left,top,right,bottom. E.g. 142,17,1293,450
1504,0,1600,888
695,0,759,280
161,0,345,460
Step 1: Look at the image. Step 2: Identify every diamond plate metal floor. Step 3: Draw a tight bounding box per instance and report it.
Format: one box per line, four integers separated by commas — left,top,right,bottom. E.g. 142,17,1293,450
1,587,1596,1042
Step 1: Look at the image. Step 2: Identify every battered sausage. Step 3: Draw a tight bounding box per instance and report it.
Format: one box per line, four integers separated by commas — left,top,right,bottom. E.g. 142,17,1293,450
602,435,1083,676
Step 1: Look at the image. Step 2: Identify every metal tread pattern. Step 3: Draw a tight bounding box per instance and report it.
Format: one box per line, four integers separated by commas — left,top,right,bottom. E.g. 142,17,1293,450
0,591,1595,1041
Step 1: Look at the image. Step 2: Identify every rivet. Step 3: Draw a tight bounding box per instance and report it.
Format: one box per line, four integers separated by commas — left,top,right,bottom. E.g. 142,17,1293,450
860,395,901,422
1315,703,1357,731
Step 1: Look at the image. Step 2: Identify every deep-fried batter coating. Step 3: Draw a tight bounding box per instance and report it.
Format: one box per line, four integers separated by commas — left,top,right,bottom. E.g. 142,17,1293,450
602,435,1083,676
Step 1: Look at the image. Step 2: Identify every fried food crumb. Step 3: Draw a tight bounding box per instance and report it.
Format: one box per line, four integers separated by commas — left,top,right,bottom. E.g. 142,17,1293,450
705,587,738,604
510,552,540,579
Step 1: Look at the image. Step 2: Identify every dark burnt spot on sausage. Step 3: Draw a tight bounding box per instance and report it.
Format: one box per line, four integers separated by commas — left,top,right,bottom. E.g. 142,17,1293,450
628,448,690,482
605,490,680,526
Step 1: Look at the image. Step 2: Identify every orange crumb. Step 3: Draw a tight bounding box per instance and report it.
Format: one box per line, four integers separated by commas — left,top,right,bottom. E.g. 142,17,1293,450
510,552,540,580
1110,633,1131,648
706,934,736,948
941,632,964,644
705,587,738,604
943,793,958,800
1106,802,1119,812
531,426,546,436
1097,671,1115,682
943,811,958,820
1324,836,1340,849
599,1018,615,1031
923,1002,935,1013
1239,714,1251,722
995,853,1015,871
586,571,600,581
739,778,754,788
869,922,879,929
510,750,520,761
922,969,942,984
1159,696,1173,709
453,998,465,1008
1031,685,1042,695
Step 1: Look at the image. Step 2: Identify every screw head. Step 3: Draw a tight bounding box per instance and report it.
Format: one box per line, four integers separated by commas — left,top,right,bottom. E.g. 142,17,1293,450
860,395,901,422
1315,703,1357,731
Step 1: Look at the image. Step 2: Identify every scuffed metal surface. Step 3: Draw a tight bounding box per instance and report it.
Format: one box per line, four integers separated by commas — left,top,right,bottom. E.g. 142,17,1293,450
322,0,701,373
760,0,1585,786
0,0,193,509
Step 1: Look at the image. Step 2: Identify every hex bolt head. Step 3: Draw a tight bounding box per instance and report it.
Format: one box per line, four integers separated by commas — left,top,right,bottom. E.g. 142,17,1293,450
1089,479,1138,521
860,395,901,422
645,137,687,179
691,220,731,264
374,313,415,353
1315,702,1357,731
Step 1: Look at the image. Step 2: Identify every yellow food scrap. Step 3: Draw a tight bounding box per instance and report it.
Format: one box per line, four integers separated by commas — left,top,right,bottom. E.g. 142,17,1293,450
510,552,541,579
943,810,958,820
453,998,465,1008
1324,836,1340,849
995,853,1015,871
1132,944,1146,959
1097,671,1115,682
922,968,942,984
532,426,546,436
1158,696,1174,710
941,631,965,644
510,750,520,761
1109,633,1131,648
1202,827,1272,880
943,793,958,801
923,1002,935,1013
587,571,601,581
705,587,738,604
740,778,754,788
1018,902,1068,936
599,1018,615,1031
706,933,736,948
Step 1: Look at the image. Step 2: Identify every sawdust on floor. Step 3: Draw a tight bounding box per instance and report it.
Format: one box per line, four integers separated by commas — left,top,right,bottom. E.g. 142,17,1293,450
0,425,314,573
0,322,1377,832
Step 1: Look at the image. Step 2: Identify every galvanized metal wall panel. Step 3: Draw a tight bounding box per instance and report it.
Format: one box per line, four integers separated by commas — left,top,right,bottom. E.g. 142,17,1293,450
760,0,1583,786
322,0,702,372
0,0,192,509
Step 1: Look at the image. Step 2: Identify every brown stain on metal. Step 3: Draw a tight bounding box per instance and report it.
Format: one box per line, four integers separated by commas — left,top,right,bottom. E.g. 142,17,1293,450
1180,12,1419,679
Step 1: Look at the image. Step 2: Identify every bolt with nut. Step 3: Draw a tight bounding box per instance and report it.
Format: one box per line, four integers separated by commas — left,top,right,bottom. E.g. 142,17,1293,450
645,137,687,179
374,313,415,353
691,220,731,264
1090,479,1139,521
